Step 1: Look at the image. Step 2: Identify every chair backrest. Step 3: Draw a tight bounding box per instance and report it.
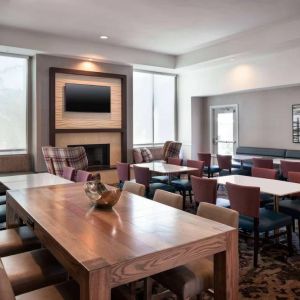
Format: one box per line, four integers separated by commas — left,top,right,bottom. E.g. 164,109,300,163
217,155,232,170
133,166,151,188
0,260,15,300
197,153,211,168
75,170,93,182
42,146,88,177
116,162,130,182
162,141,173,160
122,181,145,197
153,189,183,210
167,157,182,165
226,182,260,218
251,167,277,179
187,160,204,178
191,176,217,205
280,160,300,179
252,158,273,169
288,171,300,183
197,202,239,228
62,166,76,181
164,142,182,160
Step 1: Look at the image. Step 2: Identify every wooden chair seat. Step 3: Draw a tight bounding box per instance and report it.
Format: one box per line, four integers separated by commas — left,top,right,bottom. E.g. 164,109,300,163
1,248,67,295
0,227,40,257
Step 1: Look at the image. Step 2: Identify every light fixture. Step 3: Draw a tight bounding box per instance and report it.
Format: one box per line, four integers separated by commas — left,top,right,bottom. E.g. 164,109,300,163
100,35,108,40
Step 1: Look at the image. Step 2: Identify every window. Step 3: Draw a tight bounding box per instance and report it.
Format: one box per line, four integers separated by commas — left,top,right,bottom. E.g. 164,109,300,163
0,54,28,153
133,71,176,145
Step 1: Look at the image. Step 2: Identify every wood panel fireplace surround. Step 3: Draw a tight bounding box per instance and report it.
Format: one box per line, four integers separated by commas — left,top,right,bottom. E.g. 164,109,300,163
49,68,127,170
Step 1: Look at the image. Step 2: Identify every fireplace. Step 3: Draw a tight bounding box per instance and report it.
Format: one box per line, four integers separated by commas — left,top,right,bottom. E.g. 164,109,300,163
68,144,110,170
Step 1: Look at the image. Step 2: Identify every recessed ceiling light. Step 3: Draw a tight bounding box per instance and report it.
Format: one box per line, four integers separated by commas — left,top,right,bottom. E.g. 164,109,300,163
100,35,108,40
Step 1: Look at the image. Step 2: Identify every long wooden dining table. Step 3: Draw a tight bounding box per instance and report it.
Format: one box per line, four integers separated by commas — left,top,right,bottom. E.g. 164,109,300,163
6,182,238,300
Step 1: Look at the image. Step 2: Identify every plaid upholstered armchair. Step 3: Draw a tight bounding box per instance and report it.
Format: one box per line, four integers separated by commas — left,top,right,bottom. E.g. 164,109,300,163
42,146,88,177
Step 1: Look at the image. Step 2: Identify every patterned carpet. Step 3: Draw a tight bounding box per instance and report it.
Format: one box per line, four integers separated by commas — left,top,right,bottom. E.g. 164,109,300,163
184,188,300,300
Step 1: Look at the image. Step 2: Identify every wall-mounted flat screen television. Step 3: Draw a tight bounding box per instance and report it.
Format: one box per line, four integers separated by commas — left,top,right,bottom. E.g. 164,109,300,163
65,83,111,113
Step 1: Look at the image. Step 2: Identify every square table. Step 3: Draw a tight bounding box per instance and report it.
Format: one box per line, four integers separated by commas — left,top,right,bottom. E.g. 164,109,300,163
132,162,198,183
217,175,300,211
6,183,238,300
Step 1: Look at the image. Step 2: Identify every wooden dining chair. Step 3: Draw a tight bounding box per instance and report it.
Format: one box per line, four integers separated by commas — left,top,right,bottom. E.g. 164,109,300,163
280,160,300,180
153,189,183,210
197,153,220,178
191,176,229,208
133,165,174,198
116,162,130,188
252,158,274,169
147,203,239,300
226,182,293,267
122,181,145,197
171,160,204,209
251,167,277,207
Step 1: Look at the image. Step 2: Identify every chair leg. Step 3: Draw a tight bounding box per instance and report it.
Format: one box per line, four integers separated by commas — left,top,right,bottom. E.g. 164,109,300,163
292,219,295,232
188,190,193,203
253,219,259,267
298,219,300,246
182,191,186,210
286,224,293,256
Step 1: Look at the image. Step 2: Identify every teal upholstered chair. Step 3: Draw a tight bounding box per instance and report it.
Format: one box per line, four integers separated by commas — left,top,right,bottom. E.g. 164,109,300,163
226,182,293,267
133,165,175,198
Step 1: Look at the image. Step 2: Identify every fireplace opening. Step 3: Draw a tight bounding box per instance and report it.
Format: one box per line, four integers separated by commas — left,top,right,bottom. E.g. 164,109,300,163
68,144,110,170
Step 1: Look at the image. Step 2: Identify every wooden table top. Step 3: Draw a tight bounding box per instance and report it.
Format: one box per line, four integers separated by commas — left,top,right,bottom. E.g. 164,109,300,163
132,162,197,174
7,182,234,273
0,173,71,190
217,174,300,197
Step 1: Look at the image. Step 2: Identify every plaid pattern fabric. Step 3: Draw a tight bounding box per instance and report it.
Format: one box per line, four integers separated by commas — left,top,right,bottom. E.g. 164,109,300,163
165,142,182,159
141,148,153,162
162,141,173,160
42,146,88,177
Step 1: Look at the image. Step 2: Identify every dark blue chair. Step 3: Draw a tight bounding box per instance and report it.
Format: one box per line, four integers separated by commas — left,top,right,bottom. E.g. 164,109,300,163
133,165,175,198
171,160,204,210
226,182,293,267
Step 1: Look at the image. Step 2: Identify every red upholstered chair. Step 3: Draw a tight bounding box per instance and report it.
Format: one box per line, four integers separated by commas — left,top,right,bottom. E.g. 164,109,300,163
191,176,229,207
133,165,174,198
74,170,93,182
251,167,277,179
171,160,204,209
62,166,75,181
280,160,300,179
197,153,220,177
116,162,130,188
226,182,292,267
217,154,241,175
42,146,88,177
252,158,273,169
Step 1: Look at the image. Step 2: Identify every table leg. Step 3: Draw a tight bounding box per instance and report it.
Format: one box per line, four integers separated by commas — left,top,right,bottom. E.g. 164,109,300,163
214,229,239,300
6,197,22,229
80,268,111,300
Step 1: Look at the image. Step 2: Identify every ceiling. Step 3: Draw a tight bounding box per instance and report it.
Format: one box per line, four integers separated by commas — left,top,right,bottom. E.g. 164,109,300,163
1,0,300,55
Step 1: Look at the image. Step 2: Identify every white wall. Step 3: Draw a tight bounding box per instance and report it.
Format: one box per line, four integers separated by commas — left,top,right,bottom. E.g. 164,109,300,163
177,45,300,158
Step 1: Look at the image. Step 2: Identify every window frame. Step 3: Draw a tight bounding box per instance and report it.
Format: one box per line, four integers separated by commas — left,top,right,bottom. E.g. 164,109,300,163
0,52,30,155
133,69,177,147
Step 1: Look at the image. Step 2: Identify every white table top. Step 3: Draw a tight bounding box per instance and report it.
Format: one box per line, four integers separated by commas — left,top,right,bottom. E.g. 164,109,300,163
132,162,197,174
272,157,300,165
212,153,261,162
0,173,72,190
217,175,300,197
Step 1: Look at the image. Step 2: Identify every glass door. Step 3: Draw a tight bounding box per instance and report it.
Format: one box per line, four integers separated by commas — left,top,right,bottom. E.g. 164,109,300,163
211,105,238,155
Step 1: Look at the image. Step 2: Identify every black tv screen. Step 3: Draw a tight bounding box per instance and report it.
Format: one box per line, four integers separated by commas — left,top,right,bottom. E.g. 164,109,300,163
65,83,111,113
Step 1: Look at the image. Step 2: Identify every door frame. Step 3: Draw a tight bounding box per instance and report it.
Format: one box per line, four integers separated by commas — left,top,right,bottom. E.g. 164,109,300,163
209,104,239,155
